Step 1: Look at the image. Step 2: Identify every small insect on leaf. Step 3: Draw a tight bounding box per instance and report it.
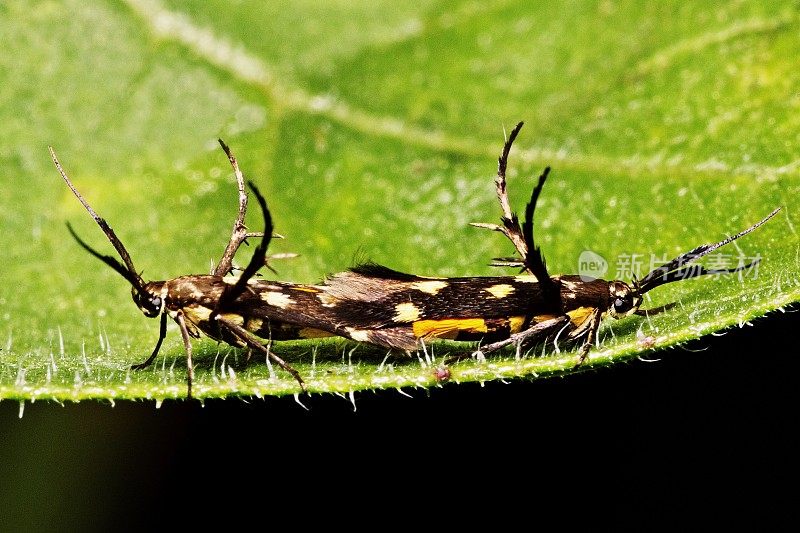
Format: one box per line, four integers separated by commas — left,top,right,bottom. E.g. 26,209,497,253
50,142,347,398
49,126,781,397
304,122,781,366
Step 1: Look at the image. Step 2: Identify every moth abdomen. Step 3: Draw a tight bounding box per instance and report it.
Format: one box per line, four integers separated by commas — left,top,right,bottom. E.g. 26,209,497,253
323,273,551,328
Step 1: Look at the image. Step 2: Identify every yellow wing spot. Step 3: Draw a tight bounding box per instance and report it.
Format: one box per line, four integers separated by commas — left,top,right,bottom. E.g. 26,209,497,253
184,305,212,322
508,315,526,333
346,327,371,342
261,291,295,309
394,302,422,322
567,306,595,327
412,318,488,339
299,327,333,339
514,275,538,283
484,284,515,299
410,280,448,295
221,313,245,326
290,286,320,293
245,318,263,331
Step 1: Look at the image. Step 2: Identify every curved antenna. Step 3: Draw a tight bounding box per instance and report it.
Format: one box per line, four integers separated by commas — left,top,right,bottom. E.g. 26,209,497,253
637,207,781,294
66,223,145,289
49,147,145,291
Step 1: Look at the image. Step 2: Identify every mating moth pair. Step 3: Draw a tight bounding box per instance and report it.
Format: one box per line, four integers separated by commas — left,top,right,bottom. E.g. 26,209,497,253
50,123,779,397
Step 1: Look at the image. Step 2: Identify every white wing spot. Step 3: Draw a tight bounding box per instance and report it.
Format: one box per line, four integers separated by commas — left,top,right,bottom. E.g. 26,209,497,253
394,302,421,322
410,280,448,295
316,292,338,308
261,291,295,309
183,282,204,299
346,328,371,342
514,275,538,283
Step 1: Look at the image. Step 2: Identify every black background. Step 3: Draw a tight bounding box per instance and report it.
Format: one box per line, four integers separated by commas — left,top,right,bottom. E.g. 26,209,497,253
1,307,796,530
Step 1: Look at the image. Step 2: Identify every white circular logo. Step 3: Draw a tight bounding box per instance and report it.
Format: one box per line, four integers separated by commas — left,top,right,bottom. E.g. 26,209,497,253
578,250,608,281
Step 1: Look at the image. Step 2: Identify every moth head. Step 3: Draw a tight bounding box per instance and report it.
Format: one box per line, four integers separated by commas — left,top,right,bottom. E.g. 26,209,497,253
63,221,164,320
133,284,164,318
51,147,162,319
608,281,643,318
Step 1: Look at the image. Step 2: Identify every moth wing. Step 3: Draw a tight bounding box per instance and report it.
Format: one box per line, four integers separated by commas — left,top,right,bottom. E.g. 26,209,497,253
355,328,419,351
322,263,434,302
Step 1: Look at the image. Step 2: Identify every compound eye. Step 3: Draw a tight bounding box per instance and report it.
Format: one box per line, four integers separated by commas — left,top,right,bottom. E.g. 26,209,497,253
135,291,162,318
613,297,631,314
142,295,162,317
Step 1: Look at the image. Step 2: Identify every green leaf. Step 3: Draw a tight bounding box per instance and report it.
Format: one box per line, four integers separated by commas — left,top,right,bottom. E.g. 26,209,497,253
1,0,798,401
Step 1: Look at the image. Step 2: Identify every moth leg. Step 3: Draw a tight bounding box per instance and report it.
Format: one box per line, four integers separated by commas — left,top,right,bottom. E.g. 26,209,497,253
474,315,570,358
174,311,195,399
491,121,531,264
520,167,559,303
216,316,307,392
575,308,603,365
470,123,559,304
213,139,253,276
471,122,530,265
213,182,273,314
131,312,168,370
634,302,676,316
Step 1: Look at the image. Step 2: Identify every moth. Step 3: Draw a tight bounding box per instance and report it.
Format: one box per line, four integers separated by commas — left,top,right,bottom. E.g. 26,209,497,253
51,141,353,397
52,126,779,398
306,122,780,363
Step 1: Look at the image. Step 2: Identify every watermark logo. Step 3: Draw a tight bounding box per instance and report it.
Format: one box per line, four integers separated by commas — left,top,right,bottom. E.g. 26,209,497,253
578,250,608,281
577,249,762,282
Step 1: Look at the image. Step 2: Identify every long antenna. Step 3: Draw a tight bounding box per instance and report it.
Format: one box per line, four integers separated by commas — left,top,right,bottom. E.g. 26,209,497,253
49,147,145,290
638,207,781,293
